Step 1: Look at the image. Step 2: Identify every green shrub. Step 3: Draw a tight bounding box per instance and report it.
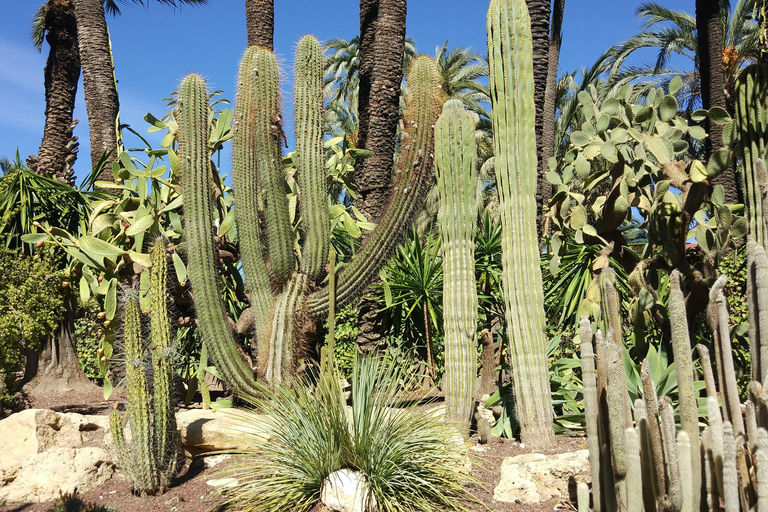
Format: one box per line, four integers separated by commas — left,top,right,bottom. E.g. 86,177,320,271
216,357,474,512
75,300,105,380
0,248,64,392
50,490,118,512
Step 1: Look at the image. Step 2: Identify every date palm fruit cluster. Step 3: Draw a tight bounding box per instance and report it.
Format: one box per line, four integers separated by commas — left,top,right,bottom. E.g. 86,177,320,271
177,36,445,396
578,246,768,511
109,238,179,496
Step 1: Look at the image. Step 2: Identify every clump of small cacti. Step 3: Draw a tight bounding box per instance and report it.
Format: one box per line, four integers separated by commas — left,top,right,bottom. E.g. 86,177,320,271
109,238,179,496
579,252,768,511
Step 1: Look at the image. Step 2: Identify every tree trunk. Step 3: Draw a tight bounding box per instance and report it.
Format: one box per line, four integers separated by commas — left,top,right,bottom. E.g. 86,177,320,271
27,0,81,187
355,0,408,353
696,0,740,204
24,297,94,396
540,0,565,233
244,0,273,49
354,0,407,223
526,0,551,239
74,0,119,185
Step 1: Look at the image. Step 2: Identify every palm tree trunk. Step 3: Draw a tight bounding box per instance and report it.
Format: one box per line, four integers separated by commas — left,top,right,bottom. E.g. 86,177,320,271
355,0,408,354
696,0,740,204
540,0,565,229
28,0,80,187
526,0,551,239
245,0,273,49
74,0,119,185
354,0,407,223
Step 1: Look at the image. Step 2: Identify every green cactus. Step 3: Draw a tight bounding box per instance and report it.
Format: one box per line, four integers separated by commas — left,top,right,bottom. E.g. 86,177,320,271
109,238,178,496
487,0,554,448
735,63,768,249
179,38,445,391
434,99,478,433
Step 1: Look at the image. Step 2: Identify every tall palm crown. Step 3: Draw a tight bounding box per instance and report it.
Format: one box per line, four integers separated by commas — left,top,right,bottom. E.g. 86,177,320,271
433,42,491,120
604,0,759,110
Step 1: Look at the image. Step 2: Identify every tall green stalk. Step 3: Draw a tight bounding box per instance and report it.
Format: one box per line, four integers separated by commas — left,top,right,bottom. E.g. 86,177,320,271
487,0,554,448
435,100,478,433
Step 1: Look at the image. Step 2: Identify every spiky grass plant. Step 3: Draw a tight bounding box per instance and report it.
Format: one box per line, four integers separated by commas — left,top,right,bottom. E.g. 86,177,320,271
217,357,474,512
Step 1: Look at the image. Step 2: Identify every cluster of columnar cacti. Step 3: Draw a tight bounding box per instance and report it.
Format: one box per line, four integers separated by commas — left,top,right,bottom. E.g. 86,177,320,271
110,238,179,496
487,0,555,448
177,35,445,394
434,99,478,432
578,250,768,511
735,63,768,250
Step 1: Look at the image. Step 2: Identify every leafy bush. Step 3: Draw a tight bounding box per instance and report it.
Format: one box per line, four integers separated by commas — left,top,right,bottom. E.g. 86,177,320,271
74,300,105,380
318,304,359,379
217,357,473,512
0,248,64,392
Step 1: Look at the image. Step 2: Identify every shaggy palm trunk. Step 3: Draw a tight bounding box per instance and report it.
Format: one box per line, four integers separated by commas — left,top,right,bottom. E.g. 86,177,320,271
244,0,273,49
28,0,80,186
696,0,740,204
525,0,551,239
539,0,564,226
74,0,119,185
355,0,408,354
488,0,555,449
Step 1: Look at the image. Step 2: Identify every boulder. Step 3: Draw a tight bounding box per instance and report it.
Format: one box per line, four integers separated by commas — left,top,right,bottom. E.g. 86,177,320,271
177,408,271,457
493,449,590,504
320,469,377,512
0,447,115,504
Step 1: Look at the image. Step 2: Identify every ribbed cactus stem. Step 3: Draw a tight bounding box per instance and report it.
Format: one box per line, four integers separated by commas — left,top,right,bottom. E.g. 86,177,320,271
634,398,657,512
641,359,667,504
757,429,768,512
748,401,759,453
264,273,307,384
109,409,125,451
435,100,478,433
606,343,627,506
149,238,178,483
294,35,329,281
708,394,726,499
235,47,294,287
723,422,739,512
577,481,590,512
677,431,693,512
232,47,274,346
580,317,602,512
669,270,701,509
305,56,444,318
696,344,718,400
487,0,554,449
123,292,159,495
735,63,768,249
714,283,746,437
625,427,643,512
748,240,768,386
178,73,260,400
660,397,681,510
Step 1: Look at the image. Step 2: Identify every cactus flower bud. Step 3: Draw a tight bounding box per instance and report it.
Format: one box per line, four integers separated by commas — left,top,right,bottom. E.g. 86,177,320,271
97,311,106,320
100,356,107,362
62,281,70,287
103,319,111,327
36,240,45,248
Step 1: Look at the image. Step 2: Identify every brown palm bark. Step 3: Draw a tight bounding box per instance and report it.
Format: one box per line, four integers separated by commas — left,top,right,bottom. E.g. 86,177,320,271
540,0,565,234
526,0,551,239
355,0,407,354
354,0,407,223
245,0,273,49
696,0,740,204
74,0,119,186
27,0,81,186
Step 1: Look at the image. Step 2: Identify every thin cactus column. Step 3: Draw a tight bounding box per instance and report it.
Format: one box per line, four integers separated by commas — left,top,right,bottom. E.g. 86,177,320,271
487,0,554,448
435,100,478,433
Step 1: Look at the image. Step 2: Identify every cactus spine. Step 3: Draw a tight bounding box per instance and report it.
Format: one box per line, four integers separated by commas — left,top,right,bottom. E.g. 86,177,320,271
435,100,478,433
487,0,554,448
110,238,178,496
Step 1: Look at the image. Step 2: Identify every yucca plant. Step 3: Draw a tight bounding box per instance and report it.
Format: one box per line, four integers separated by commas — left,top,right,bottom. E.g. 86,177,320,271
215,357,474,512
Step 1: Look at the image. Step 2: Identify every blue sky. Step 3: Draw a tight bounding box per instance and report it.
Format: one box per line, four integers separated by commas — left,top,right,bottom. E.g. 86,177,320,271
1,0,691,182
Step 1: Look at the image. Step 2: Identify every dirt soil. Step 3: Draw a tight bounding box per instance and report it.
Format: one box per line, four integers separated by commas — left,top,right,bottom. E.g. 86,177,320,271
1,390,587,512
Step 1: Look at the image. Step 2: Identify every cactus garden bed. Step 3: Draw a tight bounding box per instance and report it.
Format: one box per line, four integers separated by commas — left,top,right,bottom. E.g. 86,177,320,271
1,389,587,512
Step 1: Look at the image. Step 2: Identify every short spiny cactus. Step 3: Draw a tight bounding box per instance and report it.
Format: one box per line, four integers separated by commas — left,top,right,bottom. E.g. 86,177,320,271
110,238,179,496
178,36,445,394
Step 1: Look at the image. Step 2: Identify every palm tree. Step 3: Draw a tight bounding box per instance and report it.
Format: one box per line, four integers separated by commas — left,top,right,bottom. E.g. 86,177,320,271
27,0,80,186
245,0,273,49
434,42,491,119
73,0,208,185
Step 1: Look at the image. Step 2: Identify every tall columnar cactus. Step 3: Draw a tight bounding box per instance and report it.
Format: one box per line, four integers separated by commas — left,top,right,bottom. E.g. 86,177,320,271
179,36,445,391
579,262,768,511
434,100,478,433
110,238,179,496
487,0,554,448
735,63,768,249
